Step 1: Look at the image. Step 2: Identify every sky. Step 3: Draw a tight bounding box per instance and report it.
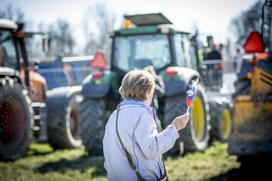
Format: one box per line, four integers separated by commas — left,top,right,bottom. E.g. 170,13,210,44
1,0,259,53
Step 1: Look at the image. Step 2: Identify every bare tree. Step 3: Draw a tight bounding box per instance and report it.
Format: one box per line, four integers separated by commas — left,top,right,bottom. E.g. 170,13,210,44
0,4,26,24
46,19,75,57
230,0,263,45
82,2,117,57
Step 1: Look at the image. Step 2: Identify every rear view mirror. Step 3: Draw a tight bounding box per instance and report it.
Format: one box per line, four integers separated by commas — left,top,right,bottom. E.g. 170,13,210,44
243,31,266,53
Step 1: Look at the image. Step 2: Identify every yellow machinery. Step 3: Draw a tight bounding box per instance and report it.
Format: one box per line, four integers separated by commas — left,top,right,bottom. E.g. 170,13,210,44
228,0,272,157
250,65,272,95
228,34,272,156
229,45,272,156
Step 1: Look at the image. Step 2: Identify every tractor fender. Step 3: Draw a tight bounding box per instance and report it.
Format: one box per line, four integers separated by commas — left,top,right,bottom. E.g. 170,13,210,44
81,72,118,99
0,67,22,84
161,67,200,96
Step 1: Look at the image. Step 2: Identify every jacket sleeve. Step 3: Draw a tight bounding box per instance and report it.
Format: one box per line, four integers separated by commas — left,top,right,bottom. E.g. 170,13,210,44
134,110,179,160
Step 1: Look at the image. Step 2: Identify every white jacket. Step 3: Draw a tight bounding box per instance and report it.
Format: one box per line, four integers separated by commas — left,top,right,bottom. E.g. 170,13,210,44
103,99,179,181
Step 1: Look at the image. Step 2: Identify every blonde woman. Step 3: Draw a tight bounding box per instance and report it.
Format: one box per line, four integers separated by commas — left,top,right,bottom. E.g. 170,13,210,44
103,69,189,181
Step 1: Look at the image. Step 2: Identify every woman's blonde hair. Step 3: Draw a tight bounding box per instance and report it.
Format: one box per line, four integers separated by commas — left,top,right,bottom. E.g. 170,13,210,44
119,69,155,101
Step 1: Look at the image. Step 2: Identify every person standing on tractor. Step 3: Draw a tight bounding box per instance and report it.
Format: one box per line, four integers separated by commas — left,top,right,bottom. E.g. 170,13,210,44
103,69,190,181
206,44,222,60
203,44,223,89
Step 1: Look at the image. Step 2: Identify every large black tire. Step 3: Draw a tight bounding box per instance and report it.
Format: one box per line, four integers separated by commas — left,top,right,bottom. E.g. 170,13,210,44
46,88,82,149
0,77,33,161
163,95,185,155
79,98,112,155
210,100,232,142
164,84,210,154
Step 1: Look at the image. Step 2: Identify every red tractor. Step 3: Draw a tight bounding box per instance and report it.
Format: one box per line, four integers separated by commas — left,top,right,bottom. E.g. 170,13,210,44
0,19,81,161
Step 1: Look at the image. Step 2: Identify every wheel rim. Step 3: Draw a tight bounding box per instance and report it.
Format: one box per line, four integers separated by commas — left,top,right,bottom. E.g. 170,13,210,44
0,97,25,145
220,108,231,140
191,96,205,142
70,109,79,140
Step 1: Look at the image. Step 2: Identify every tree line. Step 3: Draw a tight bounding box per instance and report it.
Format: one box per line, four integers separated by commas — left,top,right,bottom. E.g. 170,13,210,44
0,2,117,58
230,0,263,46
1,1,264,58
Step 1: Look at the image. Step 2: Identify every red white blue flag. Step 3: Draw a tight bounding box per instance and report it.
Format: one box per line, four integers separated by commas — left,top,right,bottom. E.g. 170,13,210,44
186,82,198,112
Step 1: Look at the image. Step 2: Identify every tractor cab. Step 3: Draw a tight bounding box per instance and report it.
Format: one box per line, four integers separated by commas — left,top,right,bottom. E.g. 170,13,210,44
111,13,198,77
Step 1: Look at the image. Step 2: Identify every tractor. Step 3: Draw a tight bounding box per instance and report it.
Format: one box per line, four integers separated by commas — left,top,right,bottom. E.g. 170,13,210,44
79,13,220,155
0,19,81,161
228,0,272,159
37,55,95,149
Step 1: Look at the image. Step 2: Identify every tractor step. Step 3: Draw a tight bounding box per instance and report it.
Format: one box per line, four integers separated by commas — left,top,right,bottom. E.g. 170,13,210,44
31,102,47,142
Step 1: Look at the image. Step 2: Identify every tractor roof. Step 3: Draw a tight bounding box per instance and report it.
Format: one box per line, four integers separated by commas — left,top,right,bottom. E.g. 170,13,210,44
114,25,190,36
113,13,190,36
0,19,18,30
124,13,172,26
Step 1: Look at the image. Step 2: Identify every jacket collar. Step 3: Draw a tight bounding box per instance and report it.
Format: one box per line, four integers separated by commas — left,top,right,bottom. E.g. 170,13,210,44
121,99,146,106
120,99,153,110
119,99,156,119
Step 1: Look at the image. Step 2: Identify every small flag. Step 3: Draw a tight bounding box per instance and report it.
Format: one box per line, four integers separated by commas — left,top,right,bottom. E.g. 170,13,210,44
186,81,198,112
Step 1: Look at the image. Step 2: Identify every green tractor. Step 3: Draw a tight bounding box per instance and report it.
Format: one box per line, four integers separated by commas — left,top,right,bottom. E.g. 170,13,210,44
79,13,212,155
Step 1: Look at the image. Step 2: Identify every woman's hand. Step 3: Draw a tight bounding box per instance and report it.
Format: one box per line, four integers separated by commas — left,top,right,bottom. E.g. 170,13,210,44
171,113,190,131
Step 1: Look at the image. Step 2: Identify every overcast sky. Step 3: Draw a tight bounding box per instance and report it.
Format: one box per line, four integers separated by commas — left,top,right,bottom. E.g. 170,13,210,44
1,0,259,53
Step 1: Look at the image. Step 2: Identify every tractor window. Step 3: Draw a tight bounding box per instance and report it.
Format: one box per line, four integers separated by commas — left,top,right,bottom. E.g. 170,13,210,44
25,35,48,64
183,36,197,69
0,30,18,68
174,34,197,69
174,34,186,67
113,34,171,71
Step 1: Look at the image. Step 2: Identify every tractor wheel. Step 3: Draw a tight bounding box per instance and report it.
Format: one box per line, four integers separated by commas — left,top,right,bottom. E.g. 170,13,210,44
184,85,210,152
79,98,110,155
210,101,232,142
164,95,185,155
46,89,81,149
164,84,210,154
0,77,33,161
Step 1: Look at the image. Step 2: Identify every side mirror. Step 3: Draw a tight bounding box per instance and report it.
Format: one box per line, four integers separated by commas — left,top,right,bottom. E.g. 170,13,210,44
42,37,50,53
243,31,266,53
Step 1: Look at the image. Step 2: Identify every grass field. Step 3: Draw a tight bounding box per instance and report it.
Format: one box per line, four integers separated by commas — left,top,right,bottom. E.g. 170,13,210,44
0,142,240,181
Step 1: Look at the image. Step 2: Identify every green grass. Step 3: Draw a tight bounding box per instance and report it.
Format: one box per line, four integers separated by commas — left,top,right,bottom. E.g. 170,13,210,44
165,142,240,181
0,142,239,181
